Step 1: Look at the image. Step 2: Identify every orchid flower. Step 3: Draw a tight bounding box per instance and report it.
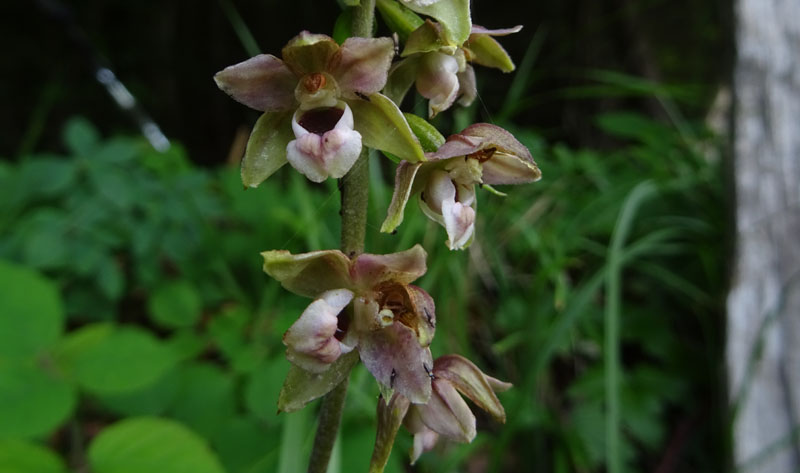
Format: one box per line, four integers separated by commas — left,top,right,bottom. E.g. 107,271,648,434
262,244,436,404
215,31,424,187
381,123,541,250
371,354,511,469
384,20,521,117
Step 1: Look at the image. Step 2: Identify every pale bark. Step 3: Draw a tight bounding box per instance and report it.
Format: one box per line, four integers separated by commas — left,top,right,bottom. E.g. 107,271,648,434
728,1,800,472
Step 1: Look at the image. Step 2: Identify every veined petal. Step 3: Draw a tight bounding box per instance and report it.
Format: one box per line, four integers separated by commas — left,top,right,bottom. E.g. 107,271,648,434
286,103,362,182
348,93,425,162
419,378,476,442
359,322,433,404
331,37,395,98
456,64,477,106
381,161,424,233
261,249,352,298
241,111,294,188
400,0,472,45
351,244,427,288
214,54,297,112
434,354,509,423
281,32,340,77
416,52,460,118
283,289,355,373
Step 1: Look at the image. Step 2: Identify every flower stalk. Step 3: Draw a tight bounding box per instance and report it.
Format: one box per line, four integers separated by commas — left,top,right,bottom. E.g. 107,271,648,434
307,1,376,471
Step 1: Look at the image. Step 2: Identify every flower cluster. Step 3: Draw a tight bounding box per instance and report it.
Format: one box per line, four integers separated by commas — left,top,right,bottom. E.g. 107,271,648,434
215,0,541,469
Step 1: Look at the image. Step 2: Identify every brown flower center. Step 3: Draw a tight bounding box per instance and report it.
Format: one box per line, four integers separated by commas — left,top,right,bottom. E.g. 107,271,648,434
375,283,417,329
298,107,344,135
467,147,497,163
302,72,327,93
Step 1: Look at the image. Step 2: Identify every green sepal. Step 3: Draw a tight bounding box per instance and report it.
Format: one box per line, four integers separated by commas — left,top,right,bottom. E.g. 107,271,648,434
466,34,516,72
348,93,425,162
402,0,472,46
277,350,359,413
402,20,451,56
369,395,411,473
241,111,293,188
380,161,423,233
376,0,424,41
404,113,445,152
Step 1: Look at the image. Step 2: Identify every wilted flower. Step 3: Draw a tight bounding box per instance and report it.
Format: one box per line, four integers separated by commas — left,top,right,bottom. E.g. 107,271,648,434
262,245,437,403
384,20,521,117
215,31,425,186
371,354,511,468
381,123,541,250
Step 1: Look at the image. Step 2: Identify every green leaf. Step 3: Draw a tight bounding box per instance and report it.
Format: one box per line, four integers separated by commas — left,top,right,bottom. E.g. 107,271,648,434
63,116,100,157
348,93,425,163
0,260,63,363
332,9,354,44
376,0,424,41
241,111,293,188
98,368,181,417
404,113,445,152
147,280,203,329
17,158,77,200
0,365,76,439
211,417,278,473
278,350,359,413
0,439,68,473
168,363,236,439
88,417,226,473
55,324,178,395
245,357,290,422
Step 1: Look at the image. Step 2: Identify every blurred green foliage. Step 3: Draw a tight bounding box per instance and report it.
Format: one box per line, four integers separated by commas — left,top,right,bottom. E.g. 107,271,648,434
0,104,726,472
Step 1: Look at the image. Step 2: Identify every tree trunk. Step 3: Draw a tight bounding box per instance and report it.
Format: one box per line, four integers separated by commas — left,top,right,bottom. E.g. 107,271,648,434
728,1,800,472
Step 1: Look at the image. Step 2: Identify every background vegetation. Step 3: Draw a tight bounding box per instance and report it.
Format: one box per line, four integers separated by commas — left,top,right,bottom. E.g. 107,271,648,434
0,1,732,472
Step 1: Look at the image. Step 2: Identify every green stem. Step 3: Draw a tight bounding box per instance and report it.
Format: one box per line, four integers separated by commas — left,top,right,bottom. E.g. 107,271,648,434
306,3,375,472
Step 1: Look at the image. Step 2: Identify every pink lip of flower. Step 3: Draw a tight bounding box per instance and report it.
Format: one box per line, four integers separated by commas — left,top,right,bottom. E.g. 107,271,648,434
214,31,425,187
381,123,541,250
262,244,437,404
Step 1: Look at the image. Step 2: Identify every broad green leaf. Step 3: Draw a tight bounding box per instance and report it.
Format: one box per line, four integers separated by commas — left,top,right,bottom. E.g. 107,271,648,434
241,111,293,188
348,93,425,163
55,324,178,395
168,363,236,439
211,417,278,473
98,368,181,417
0,439,68,473
0,365,76,439
88,417,226,473
0,260,63,363
17,158,77,200
245,357,290,422
63,116,100,157
278,350,359,413
147,280,203,328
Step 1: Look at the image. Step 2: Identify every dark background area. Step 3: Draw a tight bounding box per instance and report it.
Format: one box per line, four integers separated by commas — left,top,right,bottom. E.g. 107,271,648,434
1,0,731,164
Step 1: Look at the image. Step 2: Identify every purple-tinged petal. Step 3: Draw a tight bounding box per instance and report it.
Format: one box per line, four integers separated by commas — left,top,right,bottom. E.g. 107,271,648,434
406,285,436,346
410,423,439,464
418,378,476,442
434,354,509,423
359,322,433,404
456,64,477,106
281,31,340,77
470,25,523,36
286,103,362,182
241,111,294,188
261,249,352,298
481,150,541,185
283,289,355,373
416,52,460,118
426,132,483,161
402,20,449,57
350,244,427,288
441,198,475,250
214,54,297,112
370,394,411,472
331,37,395,98
381,161,424,233
487,375,513,393
348,93,426,162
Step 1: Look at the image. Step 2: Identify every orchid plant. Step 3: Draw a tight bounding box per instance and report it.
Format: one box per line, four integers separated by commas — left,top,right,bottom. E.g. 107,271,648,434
215,0,540,471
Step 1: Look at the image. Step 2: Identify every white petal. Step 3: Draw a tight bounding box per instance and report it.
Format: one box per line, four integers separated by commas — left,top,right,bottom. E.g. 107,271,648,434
283,289,354,372
416,52,460,118
442,199,475,250
286,103,362,182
